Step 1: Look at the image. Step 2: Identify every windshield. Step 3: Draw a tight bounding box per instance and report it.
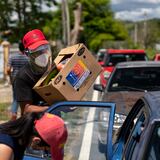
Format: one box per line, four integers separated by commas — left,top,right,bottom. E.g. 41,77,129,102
108,67,160,91
97,50,106,62
104,54,147,66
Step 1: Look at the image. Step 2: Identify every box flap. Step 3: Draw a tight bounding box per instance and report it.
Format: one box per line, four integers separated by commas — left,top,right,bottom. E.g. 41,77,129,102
57,43,83,56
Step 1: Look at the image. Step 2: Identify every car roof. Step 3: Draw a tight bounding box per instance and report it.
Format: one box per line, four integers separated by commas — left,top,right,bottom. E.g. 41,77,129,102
107,49,145,54
143,91,160,119
115,61,160,68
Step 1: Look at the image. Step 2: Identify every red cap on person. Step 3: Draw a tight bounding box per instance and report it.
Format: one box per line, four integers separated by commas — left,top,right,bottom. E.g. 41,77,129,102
23,29,49,50
34,113,68,160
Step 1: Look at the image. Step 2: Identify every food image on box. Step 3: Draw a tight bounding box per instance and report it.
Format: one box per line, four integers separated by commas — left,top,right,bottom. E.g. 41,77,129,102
66,60,90,90
41,66,59,86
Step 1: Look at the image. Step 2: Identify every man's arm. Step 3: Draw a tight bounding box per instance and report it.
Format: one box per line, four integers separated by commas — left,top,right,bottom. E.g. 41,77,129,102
6,66,12,75
7,56,12,75
20,101,48,115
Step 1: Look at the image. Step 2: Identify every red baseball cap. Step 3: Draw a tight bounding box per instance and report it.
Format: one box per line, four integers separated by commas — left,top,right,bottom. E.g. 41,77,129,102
35,113,68,160
23,29,49,50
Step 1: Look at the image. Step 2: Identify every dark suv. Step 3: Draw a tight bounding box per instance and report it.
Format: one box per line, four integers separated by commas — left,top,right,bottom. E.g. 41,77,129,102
95,61,160,115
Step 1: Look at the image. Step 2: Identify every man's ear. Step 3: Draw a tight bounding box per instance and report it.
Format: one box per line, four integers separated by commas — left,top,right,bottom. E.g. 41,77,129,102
31,136,42,149
32,137,41,146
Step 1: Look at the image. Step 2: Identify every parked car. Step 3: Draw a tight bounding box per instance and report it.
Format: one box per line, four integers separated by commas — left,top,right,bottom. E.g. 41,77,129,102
95,61,160,115
154,53,160,61
100,91,160,160
24,93,160,160
100,49,148,88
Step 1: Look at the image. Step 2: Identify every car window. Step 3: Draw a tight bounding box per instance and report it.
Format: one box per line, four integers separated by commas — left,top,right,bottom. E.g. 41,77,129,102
104,54,146,66
112,100,146,160
123,112,146,160
145,122,160,160
97,50,106,62
108,67,160,92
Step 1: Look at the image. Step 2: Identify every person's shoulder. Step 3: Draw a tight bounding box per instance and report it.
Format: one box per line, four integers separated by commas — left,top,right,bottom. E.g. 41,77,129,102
16,63,30,79
17,63,37,80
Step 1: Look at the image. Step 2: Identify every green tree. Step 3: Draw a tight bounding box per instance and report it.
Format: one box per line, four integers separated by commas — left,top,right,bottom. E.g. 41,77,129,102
0,0,54,42
78,0,128,51
0,0,13,32
43,0,128,52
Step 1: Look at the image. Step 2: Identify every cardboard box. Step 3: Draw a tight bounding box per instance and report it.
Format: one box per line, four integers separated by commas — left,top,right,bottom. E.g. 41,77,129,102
33,43,102,105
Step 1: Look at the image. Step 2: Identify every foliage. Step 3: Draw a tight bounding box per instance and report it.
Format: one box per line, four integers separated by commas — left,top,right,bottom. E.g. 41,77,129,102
145,47,156,60
42,0,128,52
43,9,62,40
124,19,160,58
0,0,129,52
0,0,54,42
74,0,128,52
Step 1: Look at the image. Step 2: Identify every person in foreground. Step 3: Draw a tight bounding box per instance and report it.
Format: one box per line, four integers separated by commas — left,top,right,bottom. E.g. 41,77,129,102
0,112,68,160
15,29,53,114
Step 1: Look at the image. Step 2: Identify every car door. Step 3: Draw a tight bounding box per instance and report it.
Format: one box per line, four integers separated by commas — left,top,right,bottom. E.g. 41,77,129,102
112,98,148,160
46,101,116,160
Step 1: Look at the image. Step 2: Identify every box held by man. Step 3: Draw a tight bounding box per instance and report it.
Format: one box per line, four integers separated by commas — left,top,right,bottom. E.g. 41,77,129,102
33,43,102,105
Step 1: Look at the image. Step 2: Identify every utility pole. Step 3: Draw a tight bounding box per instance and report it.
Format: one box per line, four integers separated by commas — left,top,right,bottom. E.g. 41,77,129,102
134,23,137,46
61,0,70,47
143,11,147,48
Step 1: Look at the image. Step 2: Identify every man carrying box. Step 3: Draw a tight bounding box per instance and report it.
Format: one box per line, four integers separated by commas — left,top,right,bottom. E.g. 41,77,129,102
15,29,52,115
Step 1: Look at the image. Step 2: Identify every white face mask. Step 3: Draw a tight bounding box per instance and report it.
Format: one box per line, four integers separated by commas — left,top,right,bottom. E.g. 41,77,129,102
35,54,49,67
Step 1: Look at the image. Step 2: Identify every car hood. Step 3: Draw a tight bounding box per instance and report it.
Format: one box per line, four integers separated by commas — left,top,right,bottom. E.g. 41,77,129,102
102,91,145,115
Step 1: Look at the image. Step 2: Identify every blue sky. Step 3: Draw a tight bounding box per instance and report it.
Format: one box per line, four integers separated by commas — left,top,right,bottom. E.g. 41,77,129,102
111,0,160,21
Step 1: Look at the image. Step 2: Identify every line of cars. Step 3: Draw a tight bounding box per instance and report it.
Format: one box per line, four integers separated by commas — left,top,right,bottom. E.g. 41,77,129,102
95,47,160,159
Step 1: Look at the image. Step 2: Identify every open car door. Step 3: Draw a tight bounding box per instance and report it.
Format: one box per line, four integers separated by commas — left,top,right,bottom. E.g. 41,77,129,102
46,101,116,160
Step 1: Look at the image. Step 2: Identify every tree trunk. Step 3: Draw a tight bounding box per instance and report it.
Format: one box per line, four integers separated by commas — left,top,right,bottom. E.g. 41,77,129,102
70,2,83,45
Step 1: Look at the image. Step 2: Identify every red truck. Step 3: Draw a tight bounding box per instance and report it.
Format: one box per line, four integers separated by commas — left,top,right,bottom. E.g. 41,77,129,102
154,54,160,61
100,49,148,88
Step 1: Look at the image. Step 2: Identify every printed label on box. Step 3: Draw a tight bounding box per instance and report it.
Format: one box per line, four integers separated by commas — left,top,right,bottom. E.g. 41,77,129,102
66,60,90,90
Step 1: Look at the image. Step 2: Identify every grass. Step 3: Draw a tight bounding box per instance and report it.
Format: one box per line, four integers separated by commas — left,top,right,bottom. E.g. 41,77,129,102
0,79,5,84
0,102,11,121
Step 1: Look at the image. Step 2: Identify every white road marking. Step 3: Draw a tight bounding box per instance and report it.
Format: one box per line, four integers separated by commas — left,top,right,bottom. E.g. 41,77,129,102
78,76,100,160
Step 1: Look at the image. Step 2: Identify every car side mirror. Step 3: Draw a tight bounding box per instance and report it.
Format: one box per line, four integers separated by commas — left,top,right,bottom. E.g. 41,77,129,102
93,84,104,92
